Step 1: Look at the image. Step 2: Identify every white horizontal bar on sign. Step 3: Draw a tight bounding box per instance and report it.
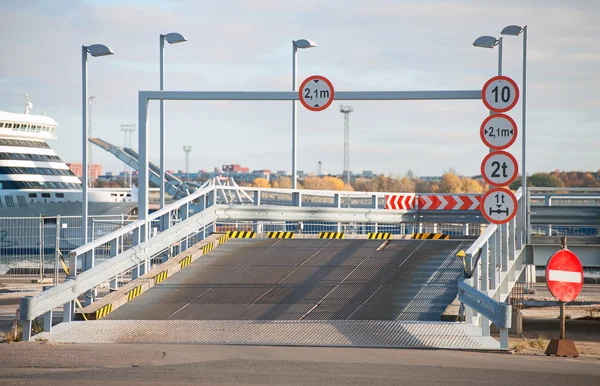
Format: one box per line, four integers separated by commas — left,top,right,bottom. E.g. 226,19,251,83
548,270,582,283
141,90,482,101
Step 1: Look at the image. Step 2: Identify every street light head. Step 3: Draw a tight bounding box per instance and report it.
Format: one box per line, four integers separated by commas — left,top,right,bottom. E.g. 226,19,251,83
84,44,114,57
501,25,524,36
473,36,500,49
293,39,317,49
162,32,187,44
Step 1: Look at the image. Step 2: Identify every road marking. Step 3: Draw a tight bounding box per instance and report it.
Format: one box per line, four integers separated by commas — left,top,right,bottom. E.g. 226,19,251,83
548,269,581,283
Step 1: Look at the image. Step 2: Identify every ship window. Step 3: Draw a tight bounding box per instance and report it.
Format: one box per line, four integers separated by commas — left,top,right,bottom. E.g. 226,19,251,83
0,123,3,127
8,123,13,128
126,194,131,197
29,193,37,198
56,193,65,198
14,124,20,129
42,193,51,198
111,193,118,197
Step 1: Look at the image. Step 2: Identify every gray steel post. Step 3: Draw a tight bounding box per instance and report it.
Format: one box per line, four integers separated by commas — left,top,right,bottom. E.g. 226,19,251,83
63,299,73,323
159,35,166,209
522,26,528,244
82,46,89,244
138,93,149,241
39,215,44,281
43,310,52,332
54,215,60,286
22,320,32,342
497,37,503,76
291,43,298,189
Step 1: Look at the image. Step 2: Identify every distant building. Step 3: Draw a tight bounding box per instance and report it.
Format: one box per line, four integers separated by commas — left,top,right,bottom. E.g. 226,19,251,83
67,163,102,181
223,164,249,173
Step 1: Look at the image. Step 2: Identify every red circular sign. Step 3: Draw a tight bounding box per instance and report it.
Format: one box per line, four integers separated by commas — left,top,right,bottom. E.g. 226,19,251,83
480,187,518,224
299,75,334,112
480,114,518,150
480,151,519,187
482,76,520,113
546,249,583,302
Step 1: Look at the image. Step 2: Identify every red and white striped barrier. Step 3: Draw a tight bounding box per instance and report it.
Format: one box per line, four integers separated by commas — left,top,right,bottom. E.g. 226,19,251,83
385,194,481,211
385,194,416,210
419,195,481,211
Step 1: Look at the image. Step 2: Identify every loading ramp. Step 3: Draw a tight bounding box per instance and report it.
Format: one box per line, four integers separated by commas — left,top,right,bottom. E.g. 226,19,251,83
45,239,500,349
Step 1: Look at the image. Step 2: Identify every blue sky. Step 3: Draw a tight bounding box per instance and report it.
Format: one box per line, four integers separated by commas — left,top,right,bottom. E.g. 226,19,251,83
0,0,598,177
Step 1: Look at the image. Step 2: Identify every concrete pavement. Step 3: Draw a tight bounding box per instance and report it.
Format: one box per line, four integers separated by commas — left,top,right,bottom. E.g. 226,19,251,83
1,343,599,385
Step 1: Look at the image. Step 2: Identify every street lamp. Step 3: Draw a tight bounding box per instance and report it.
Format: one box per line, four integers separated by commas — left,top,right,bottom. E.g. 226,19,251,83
82,44,113,244
502,24,528,243
473,36,503,76
160,32,187,208
291,38,317,190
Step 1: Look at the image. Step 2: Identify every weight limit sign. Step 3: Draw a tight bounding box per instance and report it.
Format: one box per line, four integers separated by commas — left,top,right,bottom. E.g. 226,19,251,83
480,187,518,224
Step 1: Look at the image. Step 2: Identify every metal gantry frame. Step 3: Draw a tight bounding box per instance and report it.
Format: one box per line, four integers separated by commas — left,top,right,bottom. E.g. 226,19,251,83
137,88,482,239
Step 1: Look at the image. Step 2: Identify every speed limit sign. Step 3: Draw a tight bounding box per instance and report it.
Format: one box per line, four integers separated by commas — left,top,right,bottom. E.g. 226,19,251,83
482,76,519,113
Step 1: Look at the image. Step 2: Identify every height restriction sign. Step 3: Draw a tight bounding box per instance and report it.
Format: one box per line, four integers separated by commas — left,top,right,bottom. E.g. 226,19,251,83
299,75,335,112
482,76,519,113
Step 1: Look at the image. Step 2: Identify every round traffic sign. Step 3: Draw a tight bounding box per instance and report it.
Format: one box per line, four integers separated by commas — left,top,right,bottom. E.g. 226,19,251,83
481,151,519,187
546,249,583,302
299,75,334,111
482,76,520,113
480,187,518,224
480,114,518,150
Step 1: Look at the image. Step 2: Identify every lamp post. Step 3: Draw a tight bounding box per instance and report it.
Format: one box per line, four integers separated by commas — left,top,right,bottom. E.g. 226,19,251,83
291,39,317,189
473,36,503,76
473,35,504,156
82,44,113,244
502,24,528,243
160,32,187,208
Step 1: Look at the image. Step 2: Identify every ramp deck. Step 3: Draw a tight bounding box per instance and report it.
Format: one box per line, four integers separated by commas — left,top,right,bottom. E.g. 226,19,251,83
44,239,500,349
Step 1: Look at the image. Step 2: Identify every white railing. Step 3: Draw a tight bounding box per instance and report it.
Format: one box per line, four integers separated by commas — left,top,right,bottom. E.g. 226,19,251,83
458,188,527,349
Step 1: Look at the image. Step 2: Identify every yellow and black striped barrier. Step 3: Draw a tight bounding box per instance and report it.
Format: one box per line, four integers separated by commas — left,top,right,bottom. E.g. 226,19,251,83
59,251,70,275
368,232,392,240
268,231,294,239
95,303,113,320
154,270,168,285
319,232,344,239
180,255,192,269
202,242,214,254
126,285,142,302
227,231,256,238
218,234,229,245
412,233,450,240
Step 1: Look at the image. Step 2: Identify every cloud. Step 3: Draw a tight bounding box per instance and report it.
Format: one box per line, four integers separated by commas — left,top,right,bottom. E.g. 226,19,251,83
0,0,598,176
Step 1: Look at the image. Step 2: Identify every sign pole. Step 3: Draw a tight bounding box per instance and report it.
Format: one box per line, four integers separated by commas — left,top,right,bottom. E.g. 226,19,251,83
545,236,580,357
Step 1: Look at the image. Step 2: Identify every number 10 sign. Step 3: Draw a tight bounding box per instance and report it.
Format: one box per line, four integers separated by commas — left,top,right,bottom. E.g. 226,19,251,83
482,76,520,113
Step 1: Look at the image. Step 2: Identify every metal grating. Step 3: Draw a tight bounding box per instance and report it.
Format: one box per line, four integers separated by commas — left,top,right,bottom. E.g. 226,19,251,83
46,320,499,349
105,239,469,323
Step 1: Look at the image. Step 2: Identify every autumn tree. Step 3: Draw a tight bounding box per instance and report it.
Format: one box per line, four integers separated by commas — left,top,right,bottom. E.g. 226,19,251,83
251,178,271,188
272,176,297,189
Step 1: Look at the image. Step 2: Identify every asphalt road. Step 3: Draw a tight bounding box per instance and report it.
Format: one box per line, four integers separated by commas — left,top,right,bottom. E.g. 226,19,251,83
0,343,599,385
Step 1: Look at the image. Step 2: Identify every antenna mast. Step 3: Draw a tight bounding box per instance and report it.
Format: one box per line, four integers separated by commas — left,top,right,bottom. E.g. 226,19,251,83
340,105,353,190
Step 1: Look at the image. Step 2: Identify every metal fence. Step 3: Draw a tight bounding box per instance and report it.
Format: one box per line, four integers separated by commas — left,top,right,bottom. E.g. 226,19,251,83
0,214,137,279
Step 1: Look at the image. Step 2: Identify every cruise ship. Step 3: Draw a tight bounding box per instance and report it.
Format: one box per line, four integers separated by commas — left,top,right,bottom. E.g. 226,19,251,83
0,97,137,217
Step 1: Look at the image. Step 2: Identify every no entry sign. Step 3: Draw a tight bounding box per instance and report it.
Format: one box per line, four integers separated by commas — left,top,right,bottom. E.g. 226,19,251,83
299,75,334,111
546,249,584,303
